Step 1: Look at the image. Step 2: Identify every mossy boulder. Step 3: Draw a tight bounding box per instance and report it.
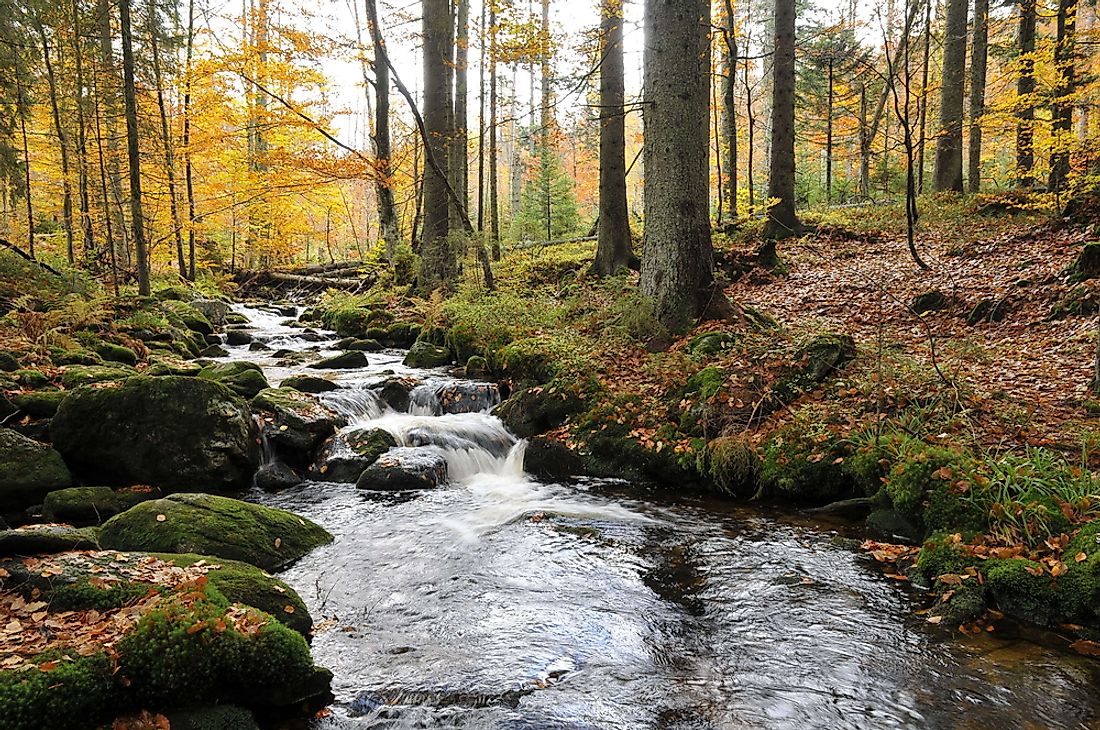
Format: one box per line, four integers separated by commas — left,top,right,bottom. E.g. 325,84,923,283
50,347,104,366
311,428,397,483
13,369,49,389
768,334,856,407
251,388,346,463
165,706,260,730
494,385,585,438
464,355,489,380
58,364,138,389
254,462,304,492
198,361,271,399
0,653,118,730
11,389,67,419
335,337,383,352
687,331,736,358
0,427,72,513
192,299,230,326
51,376,259,491
403,341,451,369
159,553,313,637
496,338,557,386
155,285,197,301
986,559,1062,626
163,300,215,335
309,351,369,370
99,493,332,571
281,374,339,394
0,350,19,372
911,290,949,314
356,448,448,490
225,330,253,346
146,356,204,377
92,342,138,365
42,485,161,526
1065,242,1100,283
0,524,99,556
685,366,727,399
760,418,852,504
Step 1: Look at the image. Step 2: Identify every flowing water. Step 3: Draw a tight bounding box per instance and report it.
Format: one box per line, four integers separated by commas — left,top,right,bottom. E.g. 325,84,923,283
222,305,1100,729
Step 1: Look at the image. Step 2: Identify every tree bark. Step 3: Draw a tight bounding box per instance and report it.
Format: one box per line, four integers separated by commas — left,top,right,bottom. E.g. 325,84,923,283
1015,0,1037,188
96,0,130,267
916,0,932,193
15,51,35,258
592,0,633,276
967,0,989,193
763,0,801,242
184,0,198,279
451,0,469,229
119,0,149,294
364,0,401,261
1048,0,1078,192
419,0,456,291
36,20,76,263
934,0,967,192
721,0,738,218
489,8,501,260
640,0,717,330
148,1,188,279
71,0,95,263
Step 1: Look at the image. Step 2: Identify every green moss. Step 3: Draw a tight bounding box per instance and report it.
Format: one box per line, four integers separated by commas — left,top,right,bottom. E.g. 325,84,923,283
51,577,153,611
162,300,215,335
0,653,118,730
403,341,452,369
58,364,138,389
99,493,333,572
49,347,104,366
769,333,856,406
883,441,974,522
445,319,513,367
914,533,970,583
687,332,736,359
198,362,271,399
0,350,19,372
43,486,125,525
310,351,370,369
94,342,138,365
117,583,322,709
385,322,421,348
12,389,67,418
844,431,906,496
13,369,50,389
685,366,727,400
0,427,72,513
705,435,760,497
157,554,312,636
165,705,259,730
986,558,1060,626
465,355,489,379
760,416,852,503
931,583,988,626
280,374,339,393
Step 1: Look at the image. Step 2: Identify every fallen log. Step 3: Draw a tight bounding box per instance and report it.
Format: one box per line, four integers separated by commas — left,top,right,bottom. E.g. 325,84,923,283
233,269,375,292
294,261,371,275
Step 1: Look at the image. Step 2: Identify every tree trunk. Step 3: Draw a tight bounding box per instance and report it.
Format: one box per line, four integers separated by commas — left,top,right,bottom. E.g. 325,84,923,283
640,0,717,330
72,0,95,263
37,20,76,263
592,0,632,276
762,0,801,242
489,7,500,260
721,0,738,219
934,0,967,192
148,1,188,280
96,0,130,267
15,53,35,257
419,0,456,291
967,0,988,193
476,1,486,233
826,59,834,203
1048,0,1078,193
119,0,149,295
916,0,932,193
364,0,401,261
451,0,469,229
1015,0,1037,188
745,60,755,211
184,0,198,279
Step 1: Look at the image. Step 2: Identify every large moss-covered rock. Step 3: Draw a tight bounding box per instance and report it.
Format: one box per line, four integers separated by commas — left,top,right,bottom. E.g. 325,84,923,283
311,428,397,482
0,653,118,730
251,388,346,463
99,493,332,571
403,341,452,369
198,361,271,399
192,299,230,326
51,376,259,491
163,300,215,335
42,485,161,526
0,428,71,513
93,341,138,365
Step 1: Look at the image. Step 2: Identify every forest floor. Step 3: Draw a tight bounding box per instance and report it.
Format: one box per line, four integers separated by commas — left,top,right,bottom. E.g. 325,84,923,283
720,194,1099,454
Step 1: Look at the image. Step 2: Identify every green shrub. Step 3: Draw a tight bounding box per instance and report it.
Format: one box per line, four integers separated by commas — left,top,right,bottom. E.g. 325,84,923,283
706,435,760,497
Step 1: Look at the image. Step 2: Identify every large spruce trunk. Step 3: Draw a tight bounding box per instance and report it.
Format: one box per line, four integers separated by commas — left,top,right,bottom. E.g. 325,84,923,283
418,0,456,291
639,0,716,330
592,0,632,276
762,0,800,242
934,0,968,192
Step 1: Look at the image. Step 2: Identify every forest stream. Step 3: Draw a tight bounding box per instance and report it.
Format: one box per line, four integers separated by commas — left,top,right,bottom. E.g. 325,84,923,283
222,305,1100,729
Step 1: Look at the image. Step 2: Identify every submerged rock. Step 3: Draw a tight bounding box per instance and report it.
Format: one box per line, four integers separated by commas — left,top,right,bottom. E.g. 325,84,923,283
375,376,417,412
356,448,448,490
0,427,72,513
410,381,500,415
225,329,254,346
311,428,397,483
98,493,333,571
51,376,259,491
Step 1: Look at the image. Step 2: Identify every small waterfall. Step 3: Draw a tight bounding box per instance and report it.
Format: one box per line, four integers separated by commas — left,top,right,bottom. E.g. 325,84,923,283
366,412,525,482
319,386,388,424
254,414,276,465
409,381,501,416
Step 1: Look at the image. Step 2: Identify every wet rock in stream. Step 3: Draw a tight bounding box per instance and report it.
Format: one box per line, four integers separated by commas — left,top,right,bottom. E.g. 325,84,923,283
311,428,397,483
356,447,449,490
